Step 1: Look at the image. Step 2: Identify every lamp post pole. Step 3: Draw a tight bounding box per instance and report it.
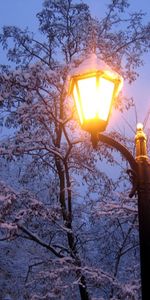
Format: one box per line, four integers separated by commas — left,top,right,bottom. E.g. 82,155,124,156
95,125,150,300
135,125,150,300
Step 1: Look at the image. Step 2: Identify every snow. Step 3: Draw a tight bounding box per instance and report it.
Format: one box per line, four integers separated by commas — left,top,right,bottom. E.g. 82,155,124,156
67,53,123,97
70,54,109,75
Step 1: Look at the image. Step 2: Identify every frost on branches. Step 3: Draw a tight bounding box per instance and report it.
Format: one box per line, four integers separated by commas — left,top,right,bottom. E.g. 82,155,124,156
1,0,150,299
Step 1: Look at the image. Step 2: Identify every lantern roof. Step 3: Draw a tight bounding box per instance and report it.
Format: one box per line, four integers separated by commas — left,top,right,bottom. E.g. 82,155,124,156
68,54,123,95
69,53,119,77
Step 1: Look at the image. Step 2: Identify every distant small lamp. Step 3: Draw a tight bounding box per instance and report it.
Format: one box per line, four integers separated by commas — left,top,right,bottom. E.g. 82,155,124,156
69,54,123,135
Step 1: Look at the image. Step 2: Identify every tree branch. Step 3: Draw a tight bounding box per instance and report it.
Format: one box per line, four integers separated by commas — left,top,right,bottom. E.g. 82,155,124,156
17,224,64,258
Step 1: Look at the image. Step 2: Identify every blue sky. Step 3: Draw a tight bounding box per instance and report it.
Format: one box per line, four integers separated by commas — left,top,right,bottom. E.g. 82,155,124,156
0,0,150,131
0,0,149,28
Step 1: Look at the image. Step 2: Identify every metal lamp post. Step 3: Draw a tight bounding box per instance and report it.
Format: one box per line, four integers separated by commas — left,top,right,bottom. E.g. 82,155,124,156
68,54,150,299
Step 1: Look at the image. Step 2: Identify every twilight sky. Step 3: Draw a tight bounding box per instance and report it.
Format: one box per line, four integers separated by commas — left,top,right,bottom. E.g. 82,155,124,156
0,0,150,133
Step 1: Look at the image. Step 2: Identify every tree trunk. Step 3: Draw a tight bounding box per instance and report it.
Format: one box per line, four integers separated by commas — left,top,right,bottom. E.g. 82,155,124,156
55,156,90,300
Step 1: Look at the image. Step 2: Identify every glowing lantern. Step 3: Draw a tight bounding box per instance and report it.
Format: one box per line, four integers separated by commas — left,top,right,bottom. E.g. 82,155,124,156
69,54,123,133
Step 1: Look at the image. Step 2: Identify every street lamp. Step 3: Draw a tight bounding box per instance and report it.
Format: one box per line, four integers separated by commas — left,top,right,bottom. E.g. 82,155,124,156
69,54,123,136
69,54,150,300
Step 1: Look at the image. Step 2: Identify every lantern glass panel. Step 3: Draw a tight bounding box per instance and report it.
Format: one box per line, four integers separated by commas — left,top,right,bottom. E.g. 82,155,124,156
73,83,83,124
77,77,97,120
97,77,115,121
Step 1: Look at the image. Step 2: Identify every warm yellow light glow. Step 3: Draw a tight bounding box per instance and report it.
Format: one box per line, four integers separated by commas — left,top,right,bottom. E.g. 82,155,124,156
73,84,84,124
101,70,123,96
69,60,123,133
78,77,97,120
97,77,115,120
73,76,115,123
